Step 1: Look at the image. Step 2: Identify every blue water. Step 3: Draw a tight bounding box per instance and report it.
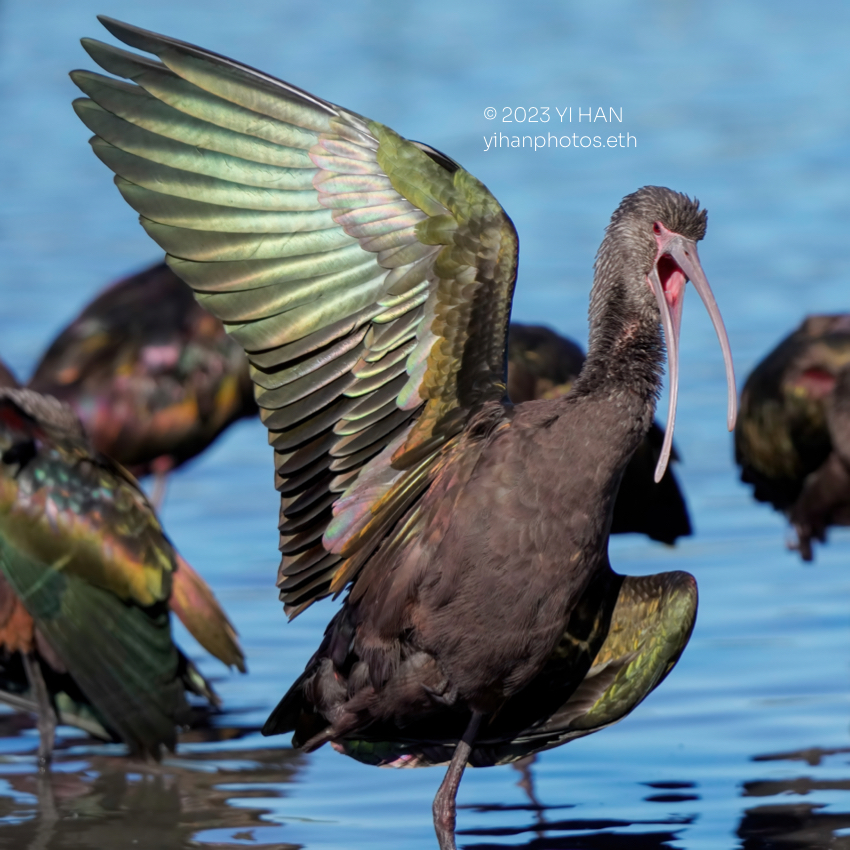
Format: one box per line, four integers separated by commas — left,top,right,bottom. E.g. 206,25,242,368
2,0,850,847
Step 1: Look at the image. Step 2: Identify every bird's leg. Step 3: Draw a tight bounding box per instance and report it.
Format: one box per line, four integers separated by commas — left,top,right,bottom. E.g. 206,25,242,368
433,710,482,850
22,652,56,770
148,456,174,510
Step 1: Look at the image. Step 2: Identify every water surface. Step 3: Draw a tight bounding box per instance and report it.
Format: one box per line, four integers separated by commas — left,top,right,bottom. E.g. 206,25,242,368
1,1,850,847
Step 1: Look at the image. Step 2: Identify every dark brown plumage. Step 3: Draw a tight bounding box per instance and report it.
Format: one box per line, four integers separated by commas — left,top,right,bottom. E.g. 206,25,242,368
70,19,737,846
736,314,850,559
507,323,692,544
29,261,256,500
267,186,721,728
261,188,732,847
313,568,698,772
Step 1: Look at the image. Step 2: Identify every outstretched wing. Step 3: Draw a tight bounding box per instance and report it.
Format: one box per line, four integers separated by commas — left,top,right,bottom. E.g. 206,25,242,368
71,18,519,616
539,570,698,743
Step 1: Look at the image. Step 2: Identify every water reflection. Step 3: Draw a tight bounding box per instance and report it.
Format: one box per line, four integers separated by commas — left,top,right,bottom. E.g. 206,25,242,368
458,809,692,850
0,723,304,849
643,781,700,805
737,746,850,849
453,760,696,849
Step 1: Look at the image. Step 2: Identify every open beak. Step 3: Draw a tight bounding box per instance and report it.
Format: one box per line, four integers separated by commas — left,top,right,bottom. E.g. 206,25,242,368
648,235,736,483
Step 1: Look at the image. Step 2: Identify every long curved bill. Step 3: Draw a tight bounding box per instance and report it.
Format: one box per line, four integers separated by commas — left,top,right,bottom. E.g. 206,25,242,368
648,238,736,483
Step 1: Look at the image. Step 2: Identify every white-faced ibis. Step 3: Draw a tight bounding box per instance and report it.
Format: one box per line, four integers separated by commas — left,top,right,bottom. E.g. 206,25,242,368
508,323,692,544
736,314,850,560
0,387,246,764
29,261,256,505
70,18,736,846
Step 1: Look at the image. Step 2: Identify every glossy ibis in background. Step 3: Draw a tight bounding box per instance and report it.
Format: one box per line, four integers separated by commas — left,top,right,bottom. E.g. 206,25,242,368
29,261,257,506
736,314,850,560
70,18,736,847
0,387,246,764
508,323,692,544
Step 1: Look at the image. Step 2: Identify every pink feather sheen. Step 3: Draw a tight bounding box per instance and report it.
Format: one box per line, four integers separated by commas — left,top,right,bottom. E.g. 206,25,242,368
333,201,421,228
308,136,437,410
309,154,385,176
315,138,377,162
318,188,401,210
323,431,409,554
271,108,454,554
360,228,420,255
311,151,428,257
398,355,430,411
141,344,180,370
314,173,395,194
398,287,440,410
342,209,428,240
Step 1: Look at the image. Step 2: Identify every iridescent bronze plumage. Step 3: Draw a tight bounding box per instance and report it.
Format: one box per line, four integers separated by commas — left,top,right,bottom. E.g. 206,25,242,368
70,18,735,847
29,261,256,502
0,387,245,763
736,314,850,559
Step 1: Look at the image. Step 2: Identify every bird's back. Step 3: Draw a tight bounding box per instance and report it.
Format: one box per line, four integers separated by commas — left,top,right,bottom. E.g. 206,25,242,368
0,388,244,754
736,314,850,510
30,262,256,475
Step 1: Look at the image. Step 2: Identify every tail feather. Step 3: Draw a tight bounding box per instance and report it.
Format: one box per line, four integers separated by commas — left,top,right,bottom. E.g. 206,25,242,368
262,665,327,745
170,555,246,673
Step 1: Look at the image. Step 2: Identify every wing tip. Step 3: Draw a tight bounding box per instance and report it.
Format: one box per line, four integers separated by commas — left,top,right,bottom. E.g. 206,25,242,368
96,15,163,53
93,14,339,119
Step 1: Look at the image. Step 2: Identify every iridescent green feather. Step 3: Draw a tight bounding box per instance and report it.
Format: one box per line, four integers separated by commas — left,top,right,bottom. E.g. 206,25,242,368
0,540,187,754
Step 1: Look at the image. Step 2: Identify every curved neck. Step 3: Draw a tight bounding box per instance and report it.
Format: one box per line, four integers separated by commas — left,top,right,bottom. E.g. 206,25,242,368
570,265,665,438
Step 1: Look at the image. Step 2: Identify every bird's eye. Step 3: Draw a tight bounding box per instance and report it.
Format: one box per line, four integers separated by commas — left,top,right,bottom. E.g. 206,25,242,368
653,222,662,235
